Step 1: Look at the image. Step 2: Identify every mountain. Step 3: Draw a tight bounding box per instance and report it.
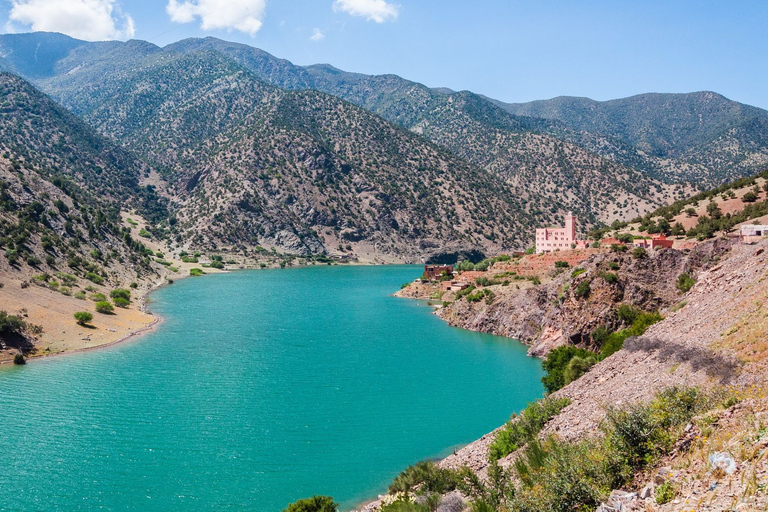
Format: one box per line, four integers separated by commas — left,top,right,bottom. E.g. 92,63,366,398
1,32,766,257
163,38,768,189
162,38,675,225
0,72,163,299
2,44,542,260
493,93,768,184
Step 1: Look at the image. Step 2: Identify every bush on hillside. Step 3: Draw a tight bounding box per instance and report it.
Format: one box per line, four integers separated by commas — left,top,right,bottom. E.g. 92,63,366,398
489,396,572,460
563,355,598,385
541,346,598,393
677,273,696,293
283,495,337,512
110,289,131,301
574,280,591,298
13,353,25,365
388,460,461,494
85,272,104,285
113,297,130,308
0,310,26,337
95,301,114,314
74,311,93,325
504,387,717,512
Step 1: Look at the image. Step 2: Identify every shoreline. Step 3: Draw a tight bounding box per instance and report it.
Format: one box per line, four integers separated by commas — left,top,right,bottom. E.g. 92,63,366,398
9,261,410,364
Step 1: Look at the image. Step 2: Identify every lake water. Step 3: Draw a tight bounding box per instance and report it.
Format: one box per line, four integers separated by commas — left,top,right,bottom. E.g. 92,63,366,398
0,265,543,511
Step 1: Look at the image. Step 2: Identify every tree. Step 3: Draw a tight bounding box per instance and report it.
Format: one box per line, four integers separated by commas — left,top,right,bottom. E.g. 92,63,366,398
706,201,722,219
110,289,131,301
742,191,758,203
0,311,26,337
113,297,130,308
283,496,337,512
74,311,93,325
670,222,686,237
95,301,114,314
542,346,597,393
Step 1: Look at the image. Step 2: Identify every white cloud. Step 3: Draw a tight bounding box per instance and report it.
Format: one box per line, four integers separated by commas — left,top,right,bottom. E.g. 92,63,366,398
310,28,325,41
333,0,399,23
7,0,135,41
167,0,266,36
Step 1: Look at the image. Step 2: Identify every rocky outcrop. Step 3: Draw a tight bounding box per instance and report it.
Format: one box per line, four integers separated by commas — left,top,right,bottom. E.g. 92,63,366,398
436,239,734,356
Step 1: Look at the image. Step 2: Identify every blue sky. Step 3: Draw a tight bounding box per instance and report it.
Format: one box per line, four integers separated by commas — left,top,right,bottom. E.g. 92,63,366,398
2,0,767,109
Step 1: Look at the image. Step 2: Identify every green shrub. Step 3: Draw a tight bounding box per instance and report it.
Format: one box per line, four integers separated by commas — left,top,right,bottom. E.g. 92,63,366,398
110,289,131,301
181,256,198,263
113,297,130,308
504,387,714,512
610,243,628,253
554,260,570,268
676,273,696,293
563,355,597,385
56,272,77,286
189,268,205,277
542,346,598,393
608,261,620,270
138,228,151,238
489,396,572,460
74,291,86,300
655,481,676,504
90,293,107,302
631,247,647,259
599,309,662,359
742,191,758,203
388,460,460,494
574,280,591,298
13,353,25,365
74,311,93,325
598,272,618,284
475,276,498,287
95,301,114,314
455,285,476,300
0,311,26,337
283,495,337,512
617,304,640,324
571,268,586,278
209,260,225,269
85,272,104,285
129,282,138,289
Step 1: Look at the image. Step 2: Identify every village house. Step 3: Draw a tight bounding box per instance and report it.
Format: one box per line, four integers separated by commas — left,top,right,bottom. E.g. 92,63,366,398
535,212,588,253
633,234,674,250
422,264,454,281
740,224,768,244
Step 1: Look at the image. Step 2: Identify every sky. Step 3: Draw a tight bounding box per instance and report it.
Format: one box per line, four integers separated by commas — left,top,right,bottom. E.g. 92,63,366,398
1,0,766,109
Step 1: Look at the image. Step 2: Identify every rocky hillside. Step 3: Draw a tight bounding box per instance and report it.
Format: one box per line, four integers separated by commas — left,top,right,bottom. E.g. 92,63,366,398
379,237,768,512
495,92,768,184
3,42,542,259
164,37,677,226
0,74,173,359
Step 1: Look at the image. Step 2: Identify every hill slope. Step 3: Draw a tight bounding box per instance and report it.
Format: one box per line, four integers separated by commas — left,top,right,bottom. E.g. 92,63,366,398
0,73,167,359
495,93,768,184
10,47,540,259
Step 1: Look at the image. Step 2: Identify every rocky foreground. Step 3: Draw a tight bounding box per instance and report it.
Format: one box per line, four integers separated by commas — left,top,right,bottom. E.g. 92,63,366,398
375,239,768,511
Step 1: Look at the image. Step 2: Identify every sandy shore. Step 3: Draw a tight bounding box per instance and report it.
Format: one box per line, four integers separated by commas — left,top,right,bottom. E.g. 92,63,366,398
0,273,162,364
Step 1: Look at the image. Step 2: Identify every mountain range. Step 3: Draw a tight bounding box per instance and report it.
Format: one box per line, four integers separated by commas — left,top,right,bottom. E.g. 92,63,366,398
1,32,767,262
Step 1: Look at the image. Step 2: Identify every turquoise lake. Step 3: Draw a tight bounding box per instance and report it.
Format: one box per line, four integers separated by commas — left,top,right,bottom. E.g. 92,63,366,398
0,265,543,511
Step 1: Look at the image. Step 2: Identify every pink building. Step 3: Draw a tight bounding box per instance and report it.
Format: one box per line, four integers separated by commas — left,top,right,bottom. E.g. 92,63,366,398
633,234,674,250
535,212,587,253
